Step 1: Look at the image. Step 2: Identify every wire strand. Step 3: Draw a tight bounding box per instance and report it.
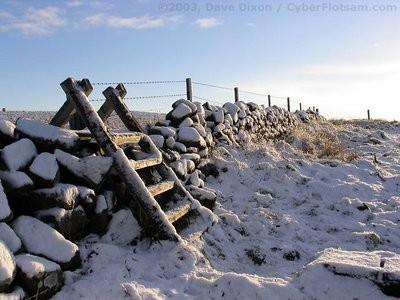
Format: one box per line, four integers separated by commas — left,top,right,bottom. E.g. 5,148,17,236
92,80,185,86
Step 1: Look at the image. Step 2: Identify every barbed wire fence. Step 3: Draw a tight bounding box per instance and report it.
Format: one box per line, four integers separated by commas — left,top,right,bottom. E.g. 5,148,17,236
88,78,373,120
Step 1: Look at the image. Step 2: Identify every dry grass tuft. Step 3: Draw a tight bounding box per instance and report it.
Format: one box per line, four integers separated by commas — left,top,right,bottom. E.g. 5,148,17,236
286,121,358,161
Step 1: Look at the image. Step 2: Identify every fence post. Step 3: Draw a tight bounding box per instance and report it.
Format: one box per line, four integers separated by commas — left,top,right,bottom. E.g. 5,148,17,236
313,106,315,112
268,95,271,107
316,108,319,114
299,103,302,111
186,78,192,102
287,97,291,112
367,109,370,120
234,87,239,102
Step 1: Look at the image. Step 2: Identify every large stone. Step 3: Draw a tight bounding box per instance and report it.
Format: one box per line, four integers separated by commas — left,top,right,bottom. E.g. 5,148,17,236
0,286,26,299
33,183,79,210
12,216,81,270
187,185,217,209
0,240,16,293
0,180,12,222
0,171,34,193
15,119,80,152
148,126,176,138
28,152,59,188
0,120,16,148
177,127,206,148
55,149,113,191
0,223,22,254
0,139,37,171
15,254,63,300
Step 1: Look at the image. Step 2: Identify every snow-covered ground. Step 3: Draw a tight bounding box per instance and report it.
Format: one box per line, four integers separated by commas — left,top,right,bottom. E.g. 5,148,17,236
47,120,400,299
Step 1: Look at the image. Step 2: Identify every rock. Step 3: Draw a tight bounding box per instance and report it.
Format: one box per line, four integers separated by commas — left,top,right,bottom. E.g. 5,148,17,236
180,153,201,165
33,183,79,210
0,120,16,148
187,185,217,209
186,159,196,174
28,153,59,188
15,254,63,300
173,142,187,153
177,127,206,148
193,124,207,138
0,286,26,299
179,117,194,128
223,103,240,123
148,126,176,138
0,240,16,293
0,171,34,196
0,180,12,222
167,103,194,123
15,119,80,152
186,170,204,188
212,109,224,124
35,206,89,241
149,134,164,149
1,139,37,171
12,216,81,271
170,160,187,179
198,160,219,178
172,99,198,114
55,149,113,191
165,136,175,149
76,186,96,214
0,223,22,254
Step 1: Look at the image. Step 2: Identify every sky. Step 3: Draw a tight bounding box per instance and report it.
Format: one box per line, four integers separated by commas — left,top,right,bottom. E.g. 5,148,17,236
1,0,400,119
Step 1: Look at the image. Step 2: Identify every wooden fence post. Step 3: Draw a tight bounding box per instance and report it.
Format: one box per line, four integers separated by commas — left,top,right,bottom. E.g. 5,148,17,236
299,103,302,111
268,95,271,107
186,78,192,102
367,109,370,120
287,97,291,112
234,87,239,102
313,106,315,112
316,108,319,114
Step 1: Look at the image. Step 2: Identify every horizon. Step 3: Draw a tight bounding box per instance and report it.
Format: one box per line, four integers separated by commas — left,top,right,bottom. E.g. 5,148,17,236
1,0,400,120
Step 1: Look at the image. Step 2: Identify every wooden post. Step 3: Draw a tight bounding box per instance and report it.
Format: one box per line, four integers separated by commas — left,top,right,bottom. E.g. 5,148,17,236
102,84,145,133
299,103,302,111
186,78,192,102
367,109,370,120
268,95,271,107
50,79,93,128
287,97,291,112
313,106,315,112
234,87,239,102
60,77,179,241
316,108,319,114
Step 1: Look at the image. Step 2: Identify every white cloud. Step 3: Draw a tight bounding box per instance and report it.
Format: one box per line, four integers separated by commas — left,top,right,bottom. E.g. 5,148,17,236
67,0,84,7
194,17,223,28
0,6,66,35
83,14,181,29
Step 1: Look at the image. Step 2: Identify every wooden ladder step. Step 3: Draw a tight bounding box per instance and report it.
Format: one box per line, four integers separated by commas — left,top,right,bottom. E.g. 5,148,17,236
76,131,142,145
147,181,174,197
133,157,162,170
164,201,191,223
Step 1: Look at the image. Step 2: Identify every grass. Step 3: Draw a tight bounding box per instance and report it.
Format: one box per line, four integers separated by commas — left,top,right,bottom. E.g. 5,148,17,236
286,120,359,161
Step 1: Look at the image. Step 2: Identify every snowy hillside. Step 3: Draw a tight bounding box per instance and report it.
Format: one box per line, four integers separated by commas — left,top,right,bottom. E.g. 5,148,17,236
47,119,400,300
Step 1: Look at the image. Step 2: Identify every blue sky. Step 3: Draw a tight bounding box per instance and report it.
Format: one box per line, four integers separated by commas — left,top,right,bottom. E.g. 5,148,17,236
1,0,400,119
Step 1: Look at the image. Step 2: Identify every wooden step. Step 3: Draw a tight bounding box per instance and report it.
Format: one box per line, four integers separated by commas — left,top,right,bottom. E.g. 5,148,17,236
164,201,191,223
133,157,162,170
147,181,174,197
76,131,142,145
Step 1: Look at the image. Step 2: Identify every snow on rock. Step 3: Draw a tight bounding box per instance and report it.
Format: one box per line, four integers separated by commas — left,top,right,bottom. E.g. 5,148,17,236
0,171,34,191
148,125,176,138
0,285,25,299
168,103,194,123
177,127,206,148
15,119,80,152
0,223,22,254
0,240,16,293
15,253,63,299
187,185,217,209
0,138,37,171
54,149,113,191
0,120,15,147
0,180,12,222
33,183,79,210
296,248,400,298
100,208,141,245
87,195,109,235
148,134,164,149
12,216,80,270
28,152,59,188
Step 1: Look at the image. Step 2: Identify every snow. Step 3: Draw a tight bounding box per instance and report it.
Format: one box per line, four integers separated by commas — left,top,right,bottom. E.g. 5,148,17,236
0,120,15,138
95,195,108,214
0,240,15,288
33,183,79,210
16,118,79,150
12,216,79,263
0,181,11,221
29,152,59,181
0,286,25,300
1,138,37,171
0,223,21,253
177,127,206,147
51,120,400,299
0,171,33,190
15,254,60,279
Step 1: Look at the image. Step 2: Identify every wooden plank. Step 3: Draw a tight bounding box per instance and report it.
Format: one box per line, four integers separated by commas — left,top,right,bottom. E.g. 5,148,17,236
133,157,162,170
60,77,179,242
147,181,174,197
111,132,142,145
102,85,145,133
98,98,114,122
164,203,191,223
